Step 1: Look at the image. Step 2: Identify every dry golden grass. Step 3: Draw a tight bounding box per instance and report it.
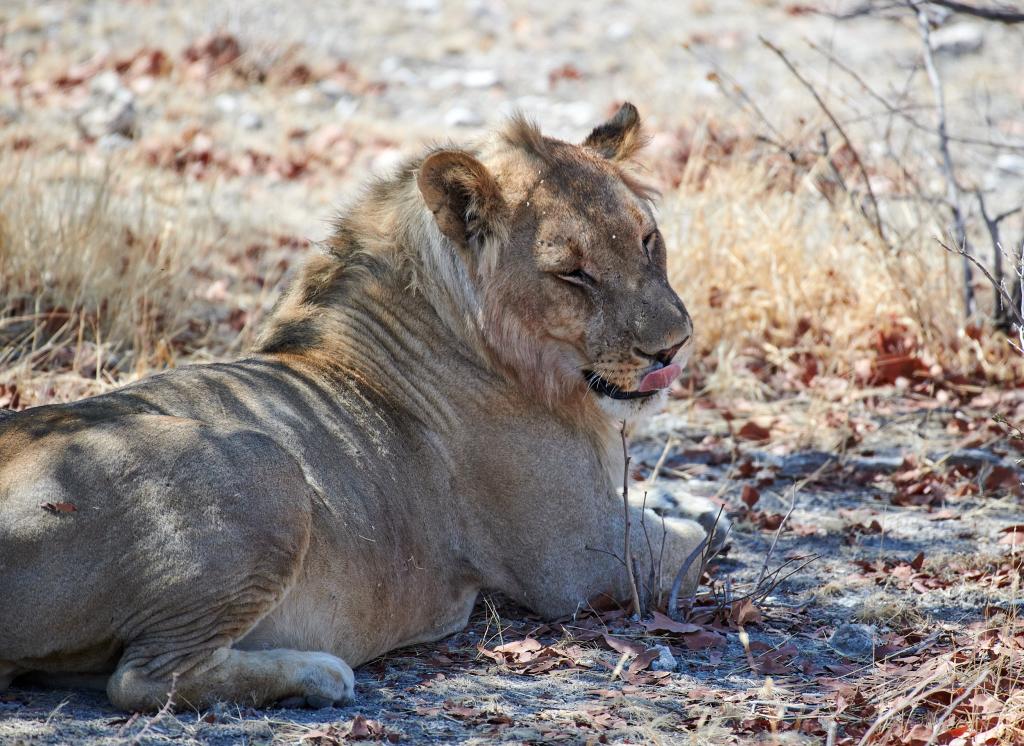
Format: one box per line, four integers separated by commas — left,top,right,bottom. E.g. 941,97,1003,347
0,156,216,405
661,137,1024,400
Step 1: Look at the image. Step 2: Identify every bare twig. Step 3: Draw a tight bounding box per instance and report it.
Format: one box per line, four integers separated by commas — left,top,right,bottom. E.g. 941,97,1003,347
667,535,709,622
753,486,798,591
916,7,975,316
976,190,1024,327
128,673,178,745
924,666,993,745
619,423,643,620
760,36,892,250
857,665,949,745
805,38,1024,153
921,0,1024,23
939,240,1024,343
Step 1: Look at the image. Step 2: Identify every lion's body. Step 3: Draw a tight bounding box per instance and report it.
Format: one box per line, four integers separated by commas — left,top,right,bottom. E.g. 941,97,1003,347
0,107,710,710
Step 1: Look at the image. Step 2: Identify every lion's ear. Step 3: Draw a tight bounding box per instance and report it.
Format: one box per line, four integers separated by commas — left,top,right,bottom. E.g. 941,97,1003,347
582,102,647,161
418,150,506,250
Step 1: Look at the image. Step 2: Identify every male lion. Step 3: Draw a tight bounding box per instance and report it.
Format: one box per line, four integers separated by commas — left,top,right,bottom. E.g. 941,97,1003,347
0,104,712,711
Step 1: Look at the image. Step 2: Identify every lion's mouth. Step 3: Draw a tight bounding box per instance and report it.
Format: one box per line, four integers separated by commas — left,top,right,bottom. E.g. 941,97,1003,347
583,363,682,401
583,372,656,400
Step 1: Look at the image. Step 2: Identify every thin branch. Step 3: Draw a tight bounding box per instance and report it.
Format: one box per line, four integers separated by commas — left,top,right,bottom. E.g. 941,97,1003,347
922,0,1024,23
805,38,1024,152
916,6,975,316
667,535,709,622
753,486,798,591
619,423,643,620
759,36,892,250
939,240,1024,329
976,190,1023,326
924,666,993,746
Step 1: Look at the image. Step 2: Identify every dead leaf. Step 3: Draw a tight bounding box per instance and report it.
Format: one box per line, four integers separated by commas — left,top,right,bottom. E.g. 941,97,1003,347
348,714,372,739
998,525,1024,547
985,465,1023,495
680,629,727,650
603,634,646,657
625,648,660,678
642,611,702,635
737,420,772,441
493,638,542,657
443,701,482,719
740,484,760,508
730,598,763,627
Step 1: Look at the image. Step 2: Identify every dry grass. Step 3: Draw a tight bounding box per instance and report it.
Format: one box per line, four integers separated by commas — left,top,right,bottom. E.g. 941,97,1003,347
661,134,1024,401
0,155,222,405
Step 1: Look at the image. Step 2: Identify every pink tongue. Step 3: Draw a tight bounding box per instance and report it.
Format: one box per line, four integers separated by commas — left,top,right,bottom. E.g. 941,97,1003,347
637,363,682,393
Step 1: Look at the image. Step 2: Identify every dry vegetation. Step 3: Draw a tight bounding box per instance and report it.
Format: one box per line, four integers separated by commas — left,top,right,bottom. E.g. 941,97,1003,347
1,0,1022,744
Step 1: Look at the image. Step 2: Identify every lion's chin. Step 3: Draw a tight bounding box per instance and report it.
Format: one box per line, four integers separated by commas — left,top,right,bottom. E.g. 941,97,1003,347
593,387,668,421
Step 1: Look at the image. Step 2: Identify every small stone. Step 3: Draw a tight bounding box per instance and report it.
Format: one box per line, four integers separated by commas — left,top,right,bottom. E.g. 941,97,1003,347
444,106,482,127
931,23,984,57
104,100,137,138
996,154,1024,176
80,98,137,139
89,70,124,98
292,87,317,107
334,97,359,120
316,79,347,101
98,133,132,151
778,450,836,479
461,69,498,88
828,623,877,661
214,93,239,114
649,644,677,672
848,454,904,474
237,111,263,131
606,21,633,41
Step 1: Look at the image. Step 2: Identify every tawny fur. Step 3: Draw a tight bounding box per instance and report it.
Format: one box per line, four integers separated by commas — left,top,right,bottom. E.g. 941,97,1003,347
0,104,705,712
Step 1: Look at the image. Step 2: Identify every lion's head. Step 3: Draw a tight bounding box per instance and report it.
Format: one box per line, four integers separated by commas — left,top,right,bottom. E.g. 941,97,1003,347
417,103,693,420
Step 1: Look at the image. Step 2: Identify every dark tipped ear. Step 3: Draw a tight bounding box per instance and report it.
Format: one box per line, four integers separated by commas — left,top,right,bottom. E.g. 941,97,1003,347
582,102,647,161
418,150,506,250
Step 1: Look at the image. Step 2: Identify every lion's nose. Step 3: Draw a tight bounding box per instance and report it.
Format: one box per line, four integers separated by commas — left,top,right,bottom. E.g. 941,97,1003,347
636,335,689,365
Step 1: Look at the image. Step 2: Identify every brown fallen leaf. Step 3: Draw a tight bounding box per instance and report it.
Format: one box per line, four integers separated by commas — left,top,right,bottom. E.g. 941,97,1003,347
493,638,542,656
443,701,482,719
603,634,646,657
985,465,1023,495
730,598,763,627
998,525,1024,547
680,629,727,650
737,420,772,441
740,484,760,508
348,714,372,739
625,648,660,678
642,611,702,635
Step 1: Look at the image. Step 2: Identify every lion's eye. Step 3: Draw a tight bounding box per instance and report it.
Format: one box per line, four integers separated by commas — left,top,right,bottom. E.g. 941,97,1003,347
642,231,658,261
556,269,594,287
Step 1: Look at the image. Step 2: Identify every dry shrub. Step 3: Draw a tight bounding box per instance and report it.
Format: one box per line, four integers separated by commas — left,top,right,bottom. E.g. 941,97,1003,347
0,158,212,405
661,147,1023,398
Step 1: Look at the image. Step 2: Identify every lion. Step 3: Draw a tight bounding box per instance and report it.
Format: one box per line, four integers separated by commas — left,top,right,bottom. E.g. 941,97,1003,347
0,104,716,711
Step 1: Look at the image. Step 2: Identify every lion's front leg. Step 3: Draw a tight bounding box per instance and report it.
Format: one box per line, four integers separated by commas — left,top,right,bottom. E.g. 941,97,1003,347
608,505,711,612
635,483,732,555
512,502,709,620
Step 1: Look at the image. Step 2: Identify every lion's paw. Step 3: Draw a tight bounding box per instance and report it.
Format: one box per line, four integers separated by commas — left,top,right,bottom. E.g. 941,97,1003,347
643,485,731,554
280,652,355,709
